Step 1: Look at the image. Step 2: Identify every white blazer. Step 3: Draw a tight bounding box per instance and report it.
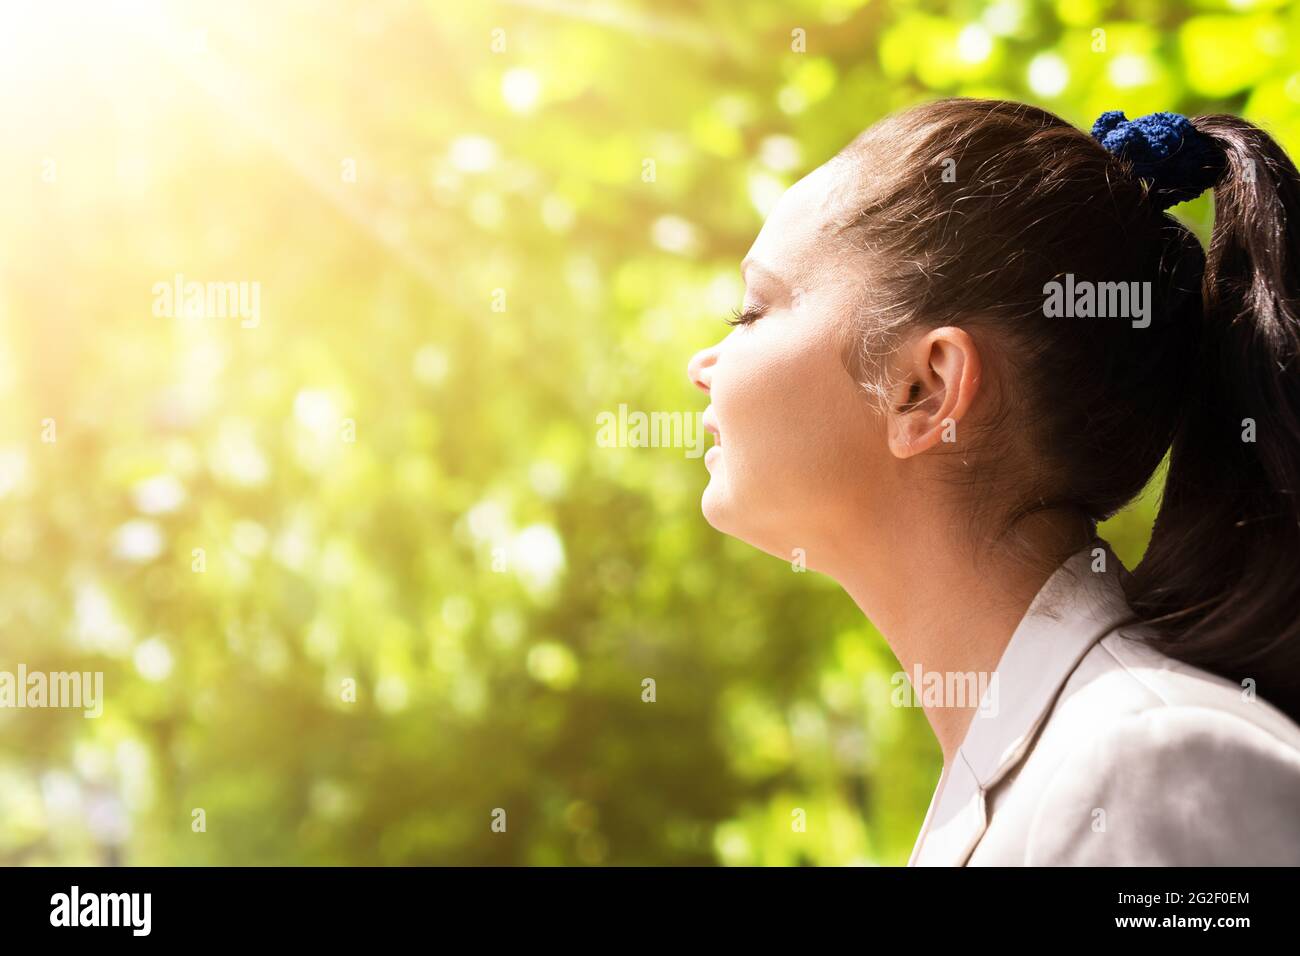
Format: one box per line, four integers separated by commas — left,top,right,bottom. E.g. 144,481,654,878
908,539,1300,866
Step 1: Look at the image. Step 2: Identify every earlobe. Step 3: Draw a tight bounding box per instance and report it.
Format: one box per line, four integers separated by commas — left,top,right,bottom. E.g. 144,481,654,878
888,400,938,458
885,326,982,460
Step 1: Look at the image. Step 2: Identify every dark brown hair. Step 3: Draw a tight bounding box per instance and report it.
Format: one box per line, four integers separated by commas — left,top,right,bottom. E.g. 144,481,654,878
833,98,1300,724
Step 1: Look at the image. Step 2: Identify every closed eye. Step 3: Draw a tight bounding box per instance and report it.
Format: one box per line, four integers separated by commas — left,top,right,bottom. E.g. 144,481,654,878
726,303,768,327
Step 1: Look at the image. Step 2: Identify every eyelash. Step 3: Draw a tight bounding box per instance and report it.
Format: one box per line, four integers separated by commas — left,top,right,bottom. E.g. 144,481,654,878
726,303,768,327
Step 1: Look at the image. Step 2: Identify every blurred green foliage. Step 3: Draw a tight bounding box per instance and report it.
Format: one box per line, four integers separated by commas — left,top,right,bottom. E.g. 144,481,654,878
1,0,1297,865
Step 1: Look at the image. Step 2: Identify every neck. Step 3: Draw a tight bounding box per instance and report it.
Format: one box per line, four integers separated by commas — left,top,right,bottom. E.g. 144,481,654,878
829,510,1093,766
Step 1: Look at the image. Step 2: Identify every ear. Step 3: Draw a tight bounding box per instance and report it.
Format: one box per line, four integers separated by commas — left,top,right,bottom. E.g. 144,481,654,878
886,326,982,459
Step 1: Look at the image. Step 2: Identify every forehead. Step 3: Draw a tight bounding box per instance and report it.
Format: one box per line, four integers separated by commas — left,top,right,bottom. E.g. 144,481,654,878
743,159,857,285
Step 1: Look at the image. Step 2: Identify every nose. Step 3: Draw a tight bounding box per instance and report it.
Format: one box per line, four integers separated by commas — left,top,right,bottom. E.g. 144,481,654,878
687,343,718,394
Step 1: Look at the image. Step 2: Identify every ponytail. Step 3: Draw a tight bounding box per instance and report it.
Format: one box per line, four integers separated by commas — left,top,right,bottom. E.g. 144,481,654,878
1126,115,1300,723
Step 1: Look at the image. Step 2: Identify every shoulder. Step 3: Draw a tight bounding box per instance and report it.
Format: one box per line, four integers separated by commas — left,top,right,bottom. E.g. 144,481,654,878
1078,628,1300,749
1021,632,1300,865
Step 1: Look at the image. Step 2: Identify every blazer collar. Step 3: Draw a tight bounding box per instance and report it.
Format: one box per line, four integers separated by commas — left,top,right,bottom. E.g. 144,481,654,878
907,538,1135,866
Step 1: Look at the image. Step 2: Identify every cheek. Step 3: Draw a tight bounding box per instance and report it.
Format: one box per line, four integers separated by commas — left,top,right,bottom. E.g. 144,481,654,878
714,327,874,506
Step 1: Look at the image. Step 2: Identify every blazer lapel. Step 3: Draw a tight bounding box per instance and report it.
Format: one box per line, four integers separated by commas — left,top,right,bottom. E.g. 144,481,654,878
908,539,1136,866
906,751,986,866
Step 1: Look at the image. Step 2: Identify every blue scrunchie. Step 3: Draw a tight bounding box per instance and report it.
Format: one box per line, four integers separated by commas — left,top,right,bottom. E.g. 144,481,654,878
1091,110,1224,210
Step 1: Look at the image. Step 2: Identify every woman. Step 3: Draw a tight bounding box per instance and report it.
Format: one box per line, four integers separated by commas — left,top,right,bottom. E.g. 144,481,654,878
686,99,1300,866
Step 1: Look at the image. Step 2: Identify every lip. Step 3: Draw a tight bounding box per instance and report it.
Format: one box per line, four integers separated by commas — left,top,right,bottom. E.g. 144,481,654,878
701,406,721,445
704,444,722,468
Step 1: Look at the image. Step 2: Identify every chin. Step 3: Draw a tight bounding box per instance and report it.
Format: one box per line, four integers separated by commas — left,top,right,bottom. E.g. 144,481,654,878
699,479,732,533
700,482,799,564
700,478,759,545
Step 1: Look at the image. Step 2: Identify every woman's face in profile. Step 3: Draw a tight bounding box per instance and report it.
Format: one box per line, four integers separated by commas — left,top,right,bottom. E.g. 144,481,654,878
686,159,894,571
